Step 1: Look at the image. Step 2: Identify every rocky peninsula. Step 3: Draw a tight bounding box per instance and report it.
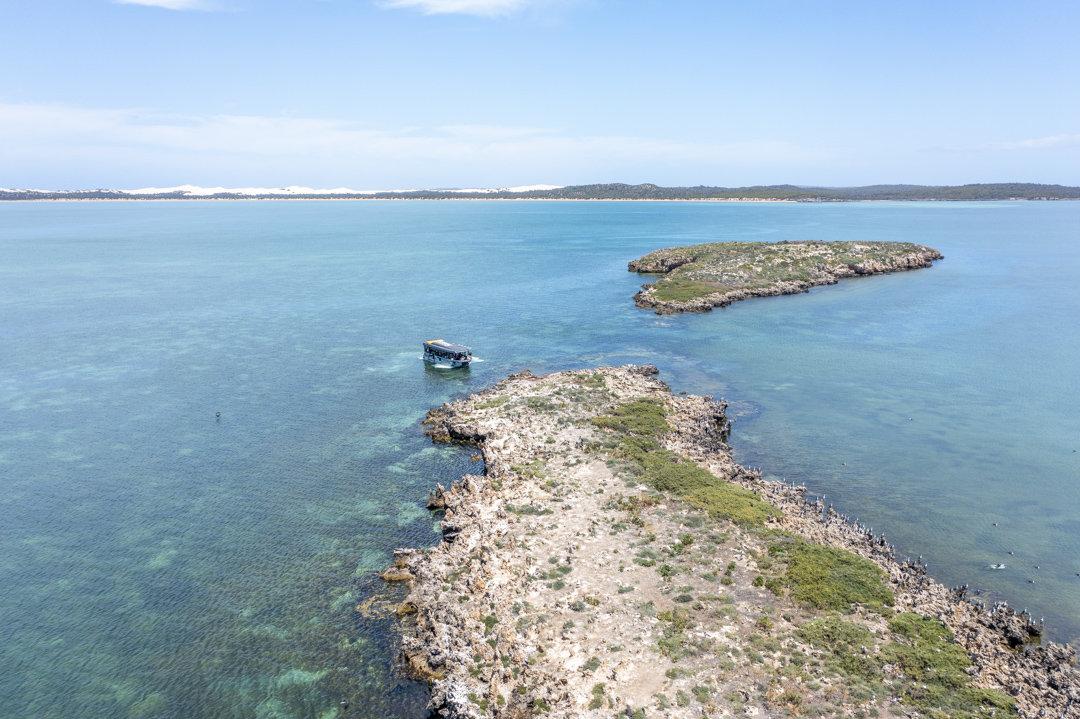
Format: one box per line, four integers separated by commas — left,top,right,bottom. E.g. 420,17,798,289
382,365,1076,719
629,241,943,314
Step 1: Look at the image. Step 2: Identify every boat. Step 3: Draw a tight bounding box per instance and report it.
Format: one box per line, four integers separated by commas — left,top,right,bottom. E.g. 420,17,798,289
423,340,473,368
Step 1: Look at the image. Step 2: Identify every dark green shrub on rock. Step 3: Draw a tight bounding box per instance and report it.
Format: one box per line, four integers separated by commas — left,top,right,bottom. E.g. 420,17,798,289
780,543,893,613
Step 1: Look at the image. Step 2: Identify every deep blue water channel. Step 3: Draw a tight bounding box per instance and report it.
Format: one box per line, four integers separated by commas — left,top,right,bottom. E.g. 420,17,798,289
1,200,1078,718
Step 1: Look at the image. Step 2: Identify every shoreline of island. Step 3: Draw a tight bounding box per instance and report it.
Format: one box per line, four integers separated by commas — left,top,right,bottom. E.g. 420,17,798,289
4,181,1080,203
380,365,1076,719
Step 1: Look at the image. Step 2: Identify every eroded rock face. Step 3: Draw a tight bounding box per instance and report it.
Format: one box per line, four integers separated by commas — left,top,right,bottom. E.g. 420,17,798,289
384,365,1075,718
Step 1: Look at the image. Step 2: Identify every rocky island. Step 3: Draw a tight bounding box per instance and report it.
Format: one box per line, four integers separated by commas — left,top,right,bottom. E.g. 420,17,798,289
629,241,943,314
382,365,1076,719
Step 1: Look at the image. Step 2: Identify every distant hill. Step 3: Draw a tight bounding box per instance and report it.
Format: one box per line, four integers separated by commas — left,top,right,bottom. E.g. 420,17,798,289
3,182,1079,202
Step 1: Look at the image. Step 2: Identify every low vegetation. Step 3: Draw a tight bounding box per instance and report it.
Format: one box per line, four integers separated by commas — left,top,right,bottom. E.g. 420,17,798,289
591,400,781,526
776,541,894,613
799,614,1016,717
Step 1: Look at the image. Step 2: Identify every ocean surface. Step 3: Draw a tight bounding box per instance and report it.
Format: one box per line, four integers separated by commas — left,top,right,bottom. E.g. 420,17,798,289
1,199,1078,718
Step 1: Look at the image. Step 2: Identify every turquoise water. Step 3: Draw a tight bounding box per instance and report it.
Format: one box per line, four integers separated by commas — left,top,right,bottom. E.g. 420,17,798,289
1,200,1078,718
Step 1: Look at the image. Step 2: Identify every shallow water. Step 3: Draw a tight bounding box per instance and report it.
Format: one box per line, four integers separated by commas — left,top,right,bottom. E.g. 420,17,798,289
1,199,1078,718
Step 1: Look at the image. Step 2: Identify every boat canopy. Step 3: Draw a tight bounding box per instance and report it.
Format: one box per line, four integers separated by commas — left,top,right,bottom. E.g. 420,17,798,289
424,340,471,354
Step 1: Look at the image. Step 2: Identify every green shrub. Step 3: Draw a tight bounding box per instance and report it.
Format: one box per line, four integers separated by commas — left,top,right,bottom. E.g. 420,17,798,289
588,683,605,710
798,613,1017,716
799,615,873,651
652,277,721,303
591,400,782,526
783,543,893,612
591,399,670,436
482,615,498,635
881,614,973,688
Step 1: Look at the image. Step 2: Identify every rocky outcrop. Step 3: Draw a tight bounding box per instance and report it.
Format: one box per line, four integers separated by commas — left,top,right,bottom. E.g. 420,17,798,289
626,253,699,274
384,365,1075,718
630,242,944,314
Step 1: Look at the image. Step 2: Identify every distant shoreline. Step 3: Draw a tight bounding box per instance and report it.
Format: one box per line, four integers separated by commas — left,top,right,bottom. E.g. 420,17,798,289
3,197,807,203
4,182,1079,203
4,197,1078,203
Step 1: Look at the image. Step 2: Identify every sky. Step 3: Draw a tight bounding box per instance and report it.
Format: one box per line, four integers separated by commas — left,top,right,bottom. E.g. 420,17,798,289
2,0,1079,190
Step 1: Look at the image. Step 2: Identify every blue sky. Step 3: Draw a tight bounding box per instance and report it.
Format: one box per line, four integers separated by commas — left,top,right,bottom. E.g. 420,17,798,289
2,0,1078,189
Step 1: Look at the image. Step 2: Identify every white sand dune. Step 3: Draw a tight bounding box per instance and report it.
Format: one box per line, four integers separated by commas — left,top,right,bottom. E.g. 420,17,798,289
124,184,564,196
3,184,565,197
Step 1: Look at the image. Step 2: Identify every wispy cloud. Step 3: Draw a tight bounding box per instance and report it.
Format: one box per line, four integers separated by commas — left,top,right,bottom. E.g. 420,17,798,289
949,134,1080,151
114,0,210,10
0,102,834,187
381,0,542,16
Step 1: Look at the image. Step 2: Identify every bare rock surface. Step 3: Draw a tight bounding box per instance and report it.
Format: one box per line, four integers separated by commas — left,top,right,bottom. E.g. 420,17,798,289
383,365,1075,718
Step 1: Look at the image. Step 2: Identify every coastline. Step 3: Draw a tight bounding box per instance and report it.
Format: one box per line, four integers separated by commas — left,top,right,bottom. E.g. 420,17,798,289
4,197,1079,203
0,197,802,203
383,366,1077,718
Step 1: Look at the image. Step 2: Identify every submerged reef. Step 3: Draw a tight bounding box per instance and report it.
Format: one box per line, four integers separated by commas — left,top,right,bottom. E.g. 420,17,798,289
382,365,1075,718
629,240,943,314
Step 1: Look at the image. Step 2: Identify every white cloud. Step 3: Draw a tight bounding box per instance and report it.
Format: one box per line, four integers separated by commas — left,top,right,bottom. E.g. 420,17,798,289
381,0,539,16
114,0,209,10
0,102,834,188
